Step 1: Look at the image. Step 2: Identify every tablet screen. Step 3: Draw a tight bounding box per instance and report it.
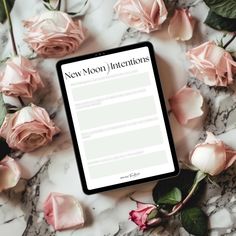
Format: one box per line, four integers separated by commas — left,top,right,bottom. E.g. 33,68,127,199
57,42,178,194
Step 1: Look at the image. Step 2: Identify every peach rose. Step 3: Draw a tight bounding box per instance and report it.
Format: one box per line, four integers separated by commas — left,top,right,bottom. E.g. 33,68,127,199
24,11,85,58
186,41,236,87
129,202,161,231
190,132,236,176
0,156,21,192
169,86,204,125
0,104,60,152
114,0,168,33
168,9,195,41
44,192,85,231
0,56,43,98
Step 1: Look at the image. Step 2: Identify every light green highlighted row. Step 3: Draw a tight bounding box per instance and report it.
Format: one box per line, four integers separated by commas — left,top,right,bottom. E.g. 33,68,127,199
84,126,163,160
72,72,150,101
77,96,157,130
89,151,167,179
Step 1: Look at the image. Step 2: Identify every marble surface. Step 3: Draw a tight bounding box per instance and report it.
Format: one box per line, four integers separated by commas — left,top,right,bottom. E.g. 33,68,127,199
0,0,236,235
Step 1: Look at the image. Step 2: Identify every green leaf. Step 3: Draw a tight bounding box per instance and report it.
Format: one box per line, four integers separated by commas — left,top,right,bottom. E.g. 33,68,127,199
181,207,208,236
157,187,182,205
0,0,15,23
0,93,7,127
205,10,236,32
152,170,206,209
0,138,10,161
147,209,158,220
203,0,236,19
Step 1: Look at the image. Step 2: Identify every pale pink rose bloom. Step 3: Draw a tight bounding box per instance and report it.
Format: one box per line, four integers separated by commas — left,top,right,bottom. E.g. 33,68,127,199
168,8,195,41
0,156,21,192
114,0,168,33
44,192,85,231
169,86,203,125
0,104,60,152
186,41,236,87
0,56,43,98
24,11,85,58
190,132,236,176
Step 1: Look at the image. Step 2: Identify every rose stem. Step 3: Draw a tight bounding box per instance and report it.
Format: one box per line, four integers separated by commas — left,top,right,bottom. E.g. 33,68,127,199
2,0,18,56
223,32,236,49
57,0,62,10
163,180,199,218
3,0,25,107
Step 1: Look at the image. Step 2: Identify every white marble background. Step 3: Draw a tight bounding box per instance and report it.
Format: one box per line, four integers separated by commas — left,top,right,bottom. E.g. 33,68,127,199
0,0,236,235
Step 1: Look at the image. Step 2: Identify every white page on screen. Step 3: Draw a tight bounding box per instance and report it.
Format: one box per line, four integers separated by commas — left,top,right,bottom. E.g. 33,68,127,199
61,46,175,190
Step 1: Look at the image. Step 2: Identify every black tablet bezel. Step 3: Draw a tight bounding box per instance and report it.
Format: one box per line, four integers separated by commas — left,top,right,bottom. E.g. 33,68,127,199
56,41,179,195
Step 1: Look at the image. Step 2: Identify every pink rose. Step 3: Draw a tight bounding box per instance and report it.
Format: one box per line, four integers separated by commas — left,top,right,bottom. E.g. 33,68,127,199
114,0,168,33
0,56,43,98
44,192,85,231
0,104,60,152
190,132,236,176
168,9,195,41
24,11,85,58
129,202,161,230
169,86,204,125
0,156,21,192
186,41,236,87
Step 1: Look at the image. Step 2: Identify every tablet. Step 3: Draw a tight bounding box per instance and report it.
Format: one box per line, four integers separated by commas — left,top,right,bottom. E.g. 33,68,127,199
56,42,179,194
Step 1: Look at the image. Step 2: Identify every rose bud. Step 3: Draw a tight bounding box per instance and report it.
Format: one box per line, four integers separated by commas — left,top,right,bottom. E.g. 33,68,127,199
169,86,204,125
190,132,236,176
0,104,60,152
129,202,161,231
44,192,85,231
168,8,195,41
186,41,236,87
0,56,43,98
114,0,168,33
23,11,85,58
0,156,21,192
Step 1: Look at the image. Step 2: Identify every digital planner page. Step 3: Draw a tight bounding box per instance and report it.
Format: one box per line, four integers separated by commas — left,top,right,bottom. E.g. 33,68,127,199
61,47,175,190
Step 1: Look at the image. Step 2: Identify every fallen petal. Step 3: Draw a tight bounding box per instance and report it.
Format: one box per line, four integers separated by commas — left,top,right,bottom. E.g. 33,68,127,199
168,9,195,41
0,156,21,192
169,86,204,125
44,192,84,231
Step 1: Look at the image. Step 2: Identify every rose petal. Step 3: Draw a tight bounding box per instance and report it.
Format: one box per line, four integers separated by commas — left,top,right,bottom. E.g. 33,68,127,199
169,86,204,125
190,132,236,176
0,156,21,192
186,41,236,87
114,0,167,33
0,56,43,98
168,9,195,41
0,104,60,153
224,146,236,170
190,141,226,176
44,192,84,231
24,11,85,58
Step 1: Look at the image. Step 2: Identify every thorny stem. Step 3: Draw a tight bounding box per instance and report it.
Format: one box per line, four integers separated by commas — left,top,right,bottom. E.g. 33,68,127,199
223,32,236,49
2,0,18,56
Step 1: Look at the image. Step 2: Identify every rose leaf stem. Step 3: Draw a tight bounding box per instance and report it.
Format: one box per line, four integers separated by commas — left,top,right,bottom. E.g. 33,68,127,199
166,182,198,217
18,96,25,107
2,0,18,56
163,171,206,218
223,32,236,49
129,196,153,205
